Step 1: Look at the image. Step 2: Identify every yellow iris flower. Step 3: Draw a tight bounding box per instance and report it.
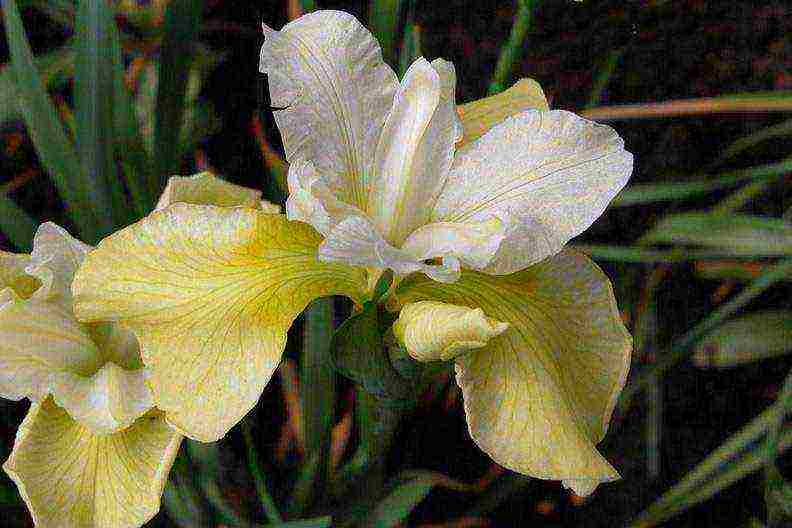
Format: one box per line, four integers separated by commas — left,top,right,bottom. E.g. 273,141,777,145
0,223,181,527
73,10,633,496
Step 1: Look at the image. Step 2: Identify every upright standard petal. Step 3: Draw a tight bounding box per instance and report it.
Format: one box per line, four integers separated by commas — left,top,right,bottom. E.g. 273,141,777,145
73,205,367,441
369,58,461,245
3,398,181,528
393,301,508,362
26,222,91,303
456,78,549,146
432,110,633,274
260,10,399,210
394,250,632,495
0,252,39,299
155,172,268,211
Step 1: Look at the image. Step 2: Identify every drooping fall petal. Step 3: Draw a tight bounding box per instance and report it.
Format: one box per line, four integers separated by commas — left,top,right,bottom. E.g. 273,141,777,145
456,78,549,146
260,10,398,211
155,171,276,211
73,204,367,441
393,300,509,362
394,250,632,495
432,110,632,274
3,398,181,528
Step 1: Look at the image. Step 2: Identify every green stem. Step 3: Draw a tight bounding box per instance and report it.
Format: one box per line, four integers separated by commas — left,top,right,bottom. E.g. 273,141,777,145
487,0,537,95
241,421,283,523
586,47,624,109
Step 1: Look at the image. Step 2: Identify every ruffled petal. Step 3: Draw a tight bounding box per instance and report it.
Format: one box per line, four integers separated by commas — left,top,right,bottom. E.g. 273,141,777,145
400,216,507,270
0,252,39,299
50,363,154,434
73,204,367,441
3,398,181,528
433,110,633,274
369,58,461,245
456,78,549,146
260,10,398,211
26,222,91,304
394,250,632,495
393,301,508,362
155,172,272,211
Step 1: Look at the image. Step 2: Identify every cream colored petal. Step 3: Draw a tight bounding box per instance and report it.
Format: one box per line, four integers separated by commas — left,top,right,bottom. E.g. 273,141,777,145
393,301,508,362
394,250,632,495
88,322,143,371
368,58,461,245
0,252,39,299
457,78,549,146
50,363,154,434
155,172,268,211
260,10,398,210
433,110,633,274
0,295,103,401
318,215,461,284
401,216,507,270
26,222,90,304
73,204,367,442
3,398,181,528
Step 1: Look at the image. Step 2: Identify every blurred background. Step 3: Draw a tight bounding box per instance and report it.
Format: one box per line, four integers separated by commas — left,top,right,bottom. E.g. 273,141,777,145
0,0,790,526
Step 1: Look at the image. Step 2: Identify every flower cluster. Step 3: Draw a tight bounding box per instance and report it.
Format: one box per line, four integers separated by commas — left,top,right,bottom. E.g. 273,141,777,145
0,9,632,527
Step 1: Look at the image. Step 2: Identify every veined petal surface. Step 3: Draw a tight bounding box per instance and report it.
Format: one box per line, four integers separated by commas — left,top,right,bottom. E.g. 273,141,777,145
0,253,39,299
73,204,367,441
155,172,268,211
3,398,181,528
369,58,461,244
457,78,549,146
432,110,633,274
393,301,508,362
50,363,154,434
394,250,632,495
260,10,398,210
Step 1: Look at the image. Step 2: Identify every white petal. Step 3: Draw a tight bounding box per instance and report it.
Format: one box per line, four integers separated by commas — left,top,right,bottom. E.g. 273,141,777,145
26,223,90,304
260,10,398,210
433,110,633,274
401,216,507,270
369,58,461,245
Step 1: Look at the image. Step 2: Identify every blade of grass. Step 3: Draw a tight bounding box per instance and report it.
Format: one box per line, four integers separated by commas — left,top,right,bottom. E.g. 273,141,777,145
707,118,792,170
572,244,764,263
488,0,538,95
75,0,131,230
369,0,403,66
2,0,103,241
397,17,420,78
152,0,202,196
613,159,792,207
581,91,792,121
241,420,283,523
0,195,36,250
585,47,624,109
691,312,792,368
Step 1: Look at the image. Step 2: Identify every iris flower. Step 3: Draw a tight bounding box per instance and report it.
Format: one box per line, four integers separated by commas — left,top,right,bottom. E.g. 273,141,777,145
73,10,633,495
0,223,181,527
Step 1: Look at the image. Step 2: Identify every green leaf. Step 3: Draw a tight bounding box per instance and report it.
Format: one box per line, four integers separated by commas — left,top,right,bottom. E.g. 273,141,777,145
707,119,792,170
369,0,403,66
643,213,792,256
264,517,332,528
0,195,36,250
613,160,792,207
630,405,792,528
397,18,421,78
1,0,103,241
487,0,538,95
241,420,283,523
362,473,437,527
75,0,131,229
692,311,792,368
152,0,203,196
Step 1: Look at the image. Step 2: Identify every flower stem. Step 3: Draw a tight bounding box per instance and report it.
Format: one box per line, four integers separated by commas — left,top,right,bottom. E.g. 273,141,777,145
487,0,538,96
241,421,283,523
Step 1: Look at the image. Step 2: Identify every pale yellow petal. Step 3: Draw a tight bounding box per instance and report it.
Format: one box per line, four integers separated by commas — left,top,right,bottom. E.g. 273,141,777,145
73,204,367,441
0,295,103,401
457,78,549,146
0,252,39,299
394,250,632,494
27,222,90,304
155,171,268,211
393,301,508,362
3,397,181,528
400,216,507,270
260,10,398,210
50,363,154,434
433,110,633,274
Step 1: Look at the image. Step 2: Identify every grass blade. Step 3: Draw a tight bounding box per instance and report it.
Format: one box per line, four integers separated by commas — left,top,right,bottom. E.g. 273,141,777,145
369,0,403,66
241,420,283,523
152,0,202,196
2,0,102,241
487,0,538,95
0,195,36,250
691,311,792,368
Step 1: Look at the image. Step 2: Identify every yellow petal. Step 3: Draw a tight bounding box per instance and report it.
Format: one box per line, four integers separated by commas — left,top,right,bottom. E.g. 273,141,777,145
50,363,154,434
393,301,508,362
3,397,181,528
0,294,103,401
456,78,549,146
73,204,367,441
394,250,632,495
155,171,273,211
27,222,90,304
0,252,39,299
